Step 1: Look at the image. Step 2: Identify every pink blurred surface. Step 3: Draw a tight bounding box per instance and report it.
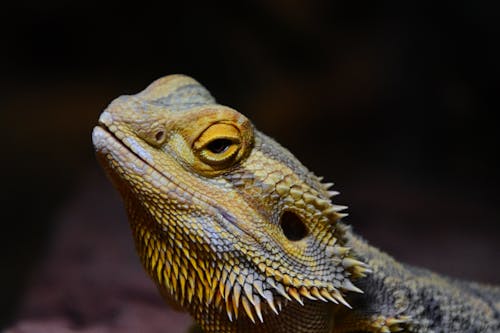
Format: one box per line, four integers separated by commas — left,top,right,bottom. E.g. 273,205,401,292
7,169,193,333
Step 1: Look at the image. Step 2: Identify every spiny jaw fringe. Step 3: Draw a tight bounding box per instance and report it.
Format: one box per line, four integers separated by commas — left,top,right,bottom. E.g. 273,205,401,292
212,260,370,323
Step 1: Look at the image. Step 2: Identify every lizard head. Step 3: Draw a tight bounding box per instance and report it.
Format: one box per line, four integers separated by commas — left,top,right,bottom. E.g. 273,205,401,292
92,75,369,323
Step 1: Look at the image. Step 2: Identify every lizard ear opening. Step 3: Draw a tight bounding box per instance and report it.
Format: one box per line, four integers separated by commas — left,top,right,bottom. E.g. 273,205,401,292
280,211,308,241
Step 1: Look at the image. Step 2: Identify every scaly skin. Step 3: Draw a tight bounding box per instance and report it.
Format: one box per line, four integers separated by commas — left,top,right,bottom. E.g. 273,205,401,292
92,75,500,333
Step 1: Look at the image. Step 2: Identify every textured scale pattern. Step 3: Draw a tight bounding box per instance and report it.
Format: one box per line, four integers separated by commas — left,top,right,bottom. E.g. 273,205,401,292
93,75,500,333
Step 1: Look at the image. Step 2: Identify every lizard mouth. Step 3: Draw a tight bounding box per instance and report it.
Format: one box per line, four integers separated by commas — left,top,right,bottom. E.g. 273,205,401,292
93,116,161,177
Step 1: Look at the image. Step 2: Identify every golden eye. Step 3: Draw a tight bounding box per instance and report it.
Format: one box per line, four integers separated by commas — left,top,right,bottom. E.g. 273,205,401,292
193,123,242,167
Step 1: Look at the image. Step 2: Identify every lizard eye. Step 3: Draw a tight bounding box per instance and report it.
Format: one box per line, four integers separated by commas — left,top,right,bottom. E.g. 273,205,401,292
206,138,233,154
194,123,242,168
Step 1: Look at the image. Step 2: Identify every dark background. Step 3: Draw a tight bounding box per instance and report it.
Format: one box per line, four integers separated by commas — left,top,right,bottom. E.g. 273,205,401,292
1,1,499,330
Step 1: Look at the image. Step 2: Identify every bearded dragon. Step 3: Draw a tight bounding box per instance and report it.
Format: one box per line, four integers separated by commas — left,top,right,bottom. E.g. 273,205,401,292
92,75,500,333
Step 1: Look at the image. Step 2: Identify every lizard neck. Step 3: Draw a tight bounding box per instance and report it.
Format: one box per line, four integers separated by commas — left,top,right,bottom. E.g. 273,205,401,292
125,194,339,332
195,299,336,333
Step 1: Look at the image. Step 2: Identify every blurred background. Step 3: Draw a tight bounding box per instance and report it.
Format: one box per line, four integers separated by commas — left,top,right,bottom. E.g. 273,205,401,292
1,1,499,331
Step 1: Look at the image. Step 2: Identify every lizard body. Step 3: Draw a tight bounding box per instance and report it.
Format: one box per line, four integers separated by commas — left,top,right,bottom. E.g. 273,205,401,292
92,75,500,332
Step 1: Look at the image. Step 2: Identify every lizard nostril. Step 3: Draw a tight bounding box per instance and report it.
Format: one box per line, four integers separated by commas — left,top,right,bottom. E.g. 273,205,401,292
155,130,165,143
280,211,308,241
